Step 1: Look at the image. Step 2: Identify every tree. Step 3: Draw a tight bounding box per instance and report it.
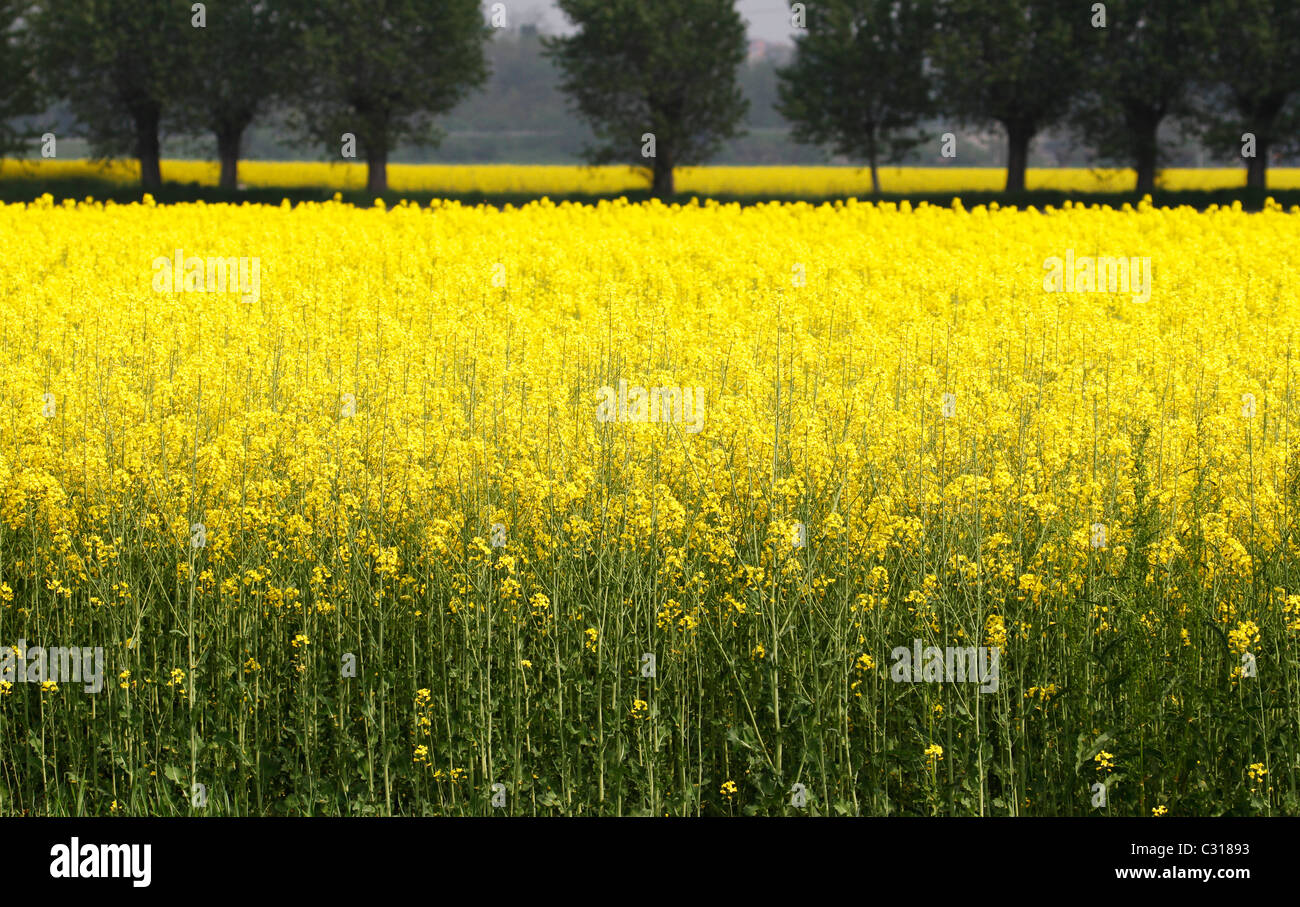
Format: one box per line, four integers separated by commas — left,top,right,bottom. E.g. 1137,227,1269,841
544,0,749,198
932,0,1096,192
1193,0,1300,190
32,0,191,190
0,0,44,161
776,0,935,195
289,0,490,195
175,0,297,190
1073,0,1214,195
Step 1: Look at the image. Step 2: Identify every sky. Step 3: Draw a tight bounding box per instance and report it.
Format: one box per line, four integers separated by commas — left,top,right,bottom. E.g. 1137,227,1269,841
514,1,798,43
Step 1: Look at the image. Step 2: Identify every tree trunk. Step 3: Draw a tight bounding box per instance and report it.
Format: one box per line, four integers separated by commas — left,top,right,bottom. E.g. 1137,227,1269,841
1245,99,1285,192
134,106,163,192
367,144,388,195
1133,118,1160,196
651,156,674,199
868,133,880,195
217,126,242,191
1003,121,1032,193
1247,136,1269,190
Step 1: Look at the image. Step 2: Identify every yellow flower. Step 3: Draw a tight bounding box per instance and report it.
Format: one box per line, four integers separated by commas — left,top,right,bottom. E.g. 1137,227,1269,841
984,614,1007,650
1152,805,1168,817
1228,621,1260,655
720,780,738,799
631,699,649,719
1095,751,1115,772
1025,683,1058,704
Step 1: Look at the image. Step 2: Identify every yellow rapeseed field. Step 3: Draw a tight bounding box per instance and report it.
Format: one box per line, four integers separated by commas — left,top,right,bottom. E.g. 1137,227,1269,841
8,158,1300,195
0,192,1295,815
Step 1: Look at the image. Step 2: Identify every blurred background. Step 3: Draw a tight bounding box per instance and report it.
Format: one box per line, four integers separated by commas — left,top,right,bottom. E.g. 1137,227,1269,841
4,0,1298,200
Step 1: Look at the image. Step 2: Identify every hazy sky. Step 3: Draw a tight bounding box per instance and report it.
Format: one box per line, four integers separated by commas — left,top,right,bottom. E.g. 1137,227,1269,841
515,1,797,43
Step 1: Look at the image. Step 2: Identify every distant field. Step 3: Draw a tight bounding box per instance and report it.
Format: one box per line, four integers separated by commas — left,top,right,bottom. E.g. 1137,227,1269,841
3,159,1296,196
